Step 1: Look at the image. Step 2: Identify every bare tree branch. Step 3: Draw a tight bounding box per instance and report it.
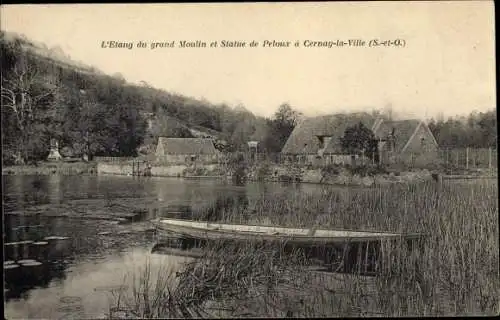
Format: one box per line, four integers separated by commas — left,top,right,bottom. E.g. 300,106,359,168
1,87,16,106
2,55,60,162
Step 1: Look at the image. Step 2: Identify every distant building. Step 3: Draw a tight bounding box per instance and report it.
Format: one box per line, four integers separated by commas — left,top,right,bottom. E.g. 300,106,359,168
155,137,220,165
47,139,62,161
374,119,439,166
281,112,380,165
281,112,439,166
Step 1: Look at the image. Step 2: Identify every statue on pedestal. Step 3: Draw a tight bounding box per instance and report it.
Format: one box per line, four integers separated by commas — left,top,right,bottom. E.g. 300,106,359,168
47,139,62,161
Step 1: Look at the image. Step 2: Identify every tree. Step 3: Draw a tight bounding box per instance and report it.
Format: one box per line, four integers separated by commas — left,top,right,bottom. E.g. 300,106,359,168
112,72,126,83
263,103,302,153
340,122,378,159
274,103,301,127
428,109,496,148
60,85,147,159
1,52,60,163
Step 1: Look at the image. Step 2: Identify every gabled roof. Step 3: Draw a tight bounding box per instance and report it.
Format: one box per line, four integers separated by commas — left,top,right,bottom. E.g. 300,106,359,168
281,112,378,154
373,119,422,152
157,137,219,155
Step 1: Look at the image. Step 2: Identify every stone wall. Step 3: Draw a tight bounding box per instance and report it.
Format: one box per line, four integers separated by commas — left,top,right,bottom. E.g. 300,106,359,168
155,154,219,165
246,163,434,186
96,162,220,177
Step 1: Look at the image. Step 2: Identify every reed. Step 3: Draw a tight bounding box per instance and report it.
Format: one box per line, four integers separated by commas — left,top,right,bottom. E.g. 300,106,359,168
105,257,191,319
109,179,499,317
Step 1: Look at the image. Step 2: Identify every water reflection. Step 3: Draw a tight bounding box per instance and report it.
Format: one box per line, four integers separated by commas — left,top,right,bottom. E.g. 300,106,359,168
5,247,190,319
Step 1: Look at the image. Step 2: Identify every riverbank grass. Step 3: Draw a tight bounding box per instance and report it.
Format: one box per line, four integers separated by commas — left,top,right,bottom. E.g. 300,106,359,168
2,162,97,175
108,179,499,317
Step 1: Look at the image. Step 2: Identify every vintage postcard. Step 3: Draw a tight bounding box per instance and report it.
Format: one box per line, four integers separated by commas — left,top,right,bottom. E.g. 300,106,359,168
1,2,497,318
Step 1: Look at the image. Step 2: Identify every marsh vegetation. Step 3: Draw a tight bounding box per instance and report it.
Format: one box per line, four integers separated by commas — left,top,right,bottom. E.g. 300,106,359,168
107,179,499,317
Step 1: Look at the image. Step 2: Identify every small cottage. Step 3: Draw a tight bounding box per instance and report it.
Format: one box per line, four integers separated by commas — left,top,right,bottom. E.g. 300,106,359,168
373,119,439,166
281,112,383,165
281,112,439,166
155,137,220,165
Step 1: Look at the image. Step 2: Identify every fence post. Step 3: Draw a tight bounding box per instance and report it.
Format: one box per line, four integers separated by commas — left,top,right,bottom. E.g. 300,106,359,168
489,147,492,169
466,147,469,170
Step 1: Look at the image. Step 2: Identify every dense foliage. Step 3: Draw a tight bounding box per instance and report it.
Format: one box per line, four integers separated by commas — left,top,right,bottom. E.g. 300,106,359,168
1,33,148,164
262,103,302,153
428,111,497,149
340,122,378,158
1,32,303,163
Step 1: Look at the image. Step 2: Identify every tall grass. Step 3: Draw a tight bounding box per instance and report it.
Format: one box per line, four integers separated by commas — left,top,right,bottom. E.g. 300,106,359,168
105,256,206,319
109,179,499,317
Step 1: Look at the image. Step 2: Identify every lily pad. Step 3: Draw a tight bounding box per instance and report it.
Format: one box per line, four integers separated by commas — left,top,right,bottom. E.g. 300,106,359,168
21,261,43,267
17,259,37,264
44,236,70,241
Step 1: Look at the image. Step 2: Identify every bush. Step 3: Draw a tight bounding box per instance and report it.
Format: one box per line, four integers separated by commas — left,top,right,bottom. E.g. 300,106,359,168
256,163,272,181
320,164,341,176
278,174,294,183
182,166,209,177
60,146,76,158
2,150,16,166
348,164,388,177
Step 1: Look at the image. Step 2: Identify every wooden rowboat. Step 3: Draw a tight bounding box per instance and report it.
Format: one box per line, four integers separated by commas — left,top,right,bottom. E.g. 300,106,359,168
152,218,427,275
151,218,424,246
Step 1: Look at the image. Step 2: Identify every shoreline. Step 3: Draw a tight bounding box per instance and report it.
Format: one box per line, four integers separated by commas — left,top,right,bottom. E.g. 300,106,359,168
2,163,497,186
2,162,98,176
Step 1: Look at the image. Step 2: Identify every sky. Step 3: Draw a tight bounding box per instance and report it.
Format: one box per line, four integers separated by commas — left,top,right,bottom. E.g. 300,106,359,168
0,2,496,120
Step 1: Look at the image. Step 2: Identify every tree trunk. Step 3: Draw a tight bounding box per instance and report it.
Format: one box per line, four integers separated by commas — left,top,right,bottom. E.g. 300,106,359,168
20,131,30,164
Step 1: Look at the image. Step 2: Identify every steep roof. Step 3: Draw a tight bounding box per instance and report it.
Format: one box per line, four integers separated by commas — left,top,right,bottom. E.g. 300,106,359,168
373,119,421,152
157,137,219,155
281,112,378,154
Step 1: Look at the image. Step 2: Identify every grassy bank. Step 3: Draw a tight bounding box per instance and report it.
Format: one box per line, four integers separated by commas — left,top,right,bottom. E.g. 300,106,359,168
2,162,97,176
106,179,499,317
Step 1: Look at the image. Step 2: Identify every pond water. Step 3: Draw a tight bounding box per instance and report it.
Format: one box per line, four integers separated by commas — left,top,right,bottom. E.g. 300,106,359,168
3,174,345,319
4,174,487,318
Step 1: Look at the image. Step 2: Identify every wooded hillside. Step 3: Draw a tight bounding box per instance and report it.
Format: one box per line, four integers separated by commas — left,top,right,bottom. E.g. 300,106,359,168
1,31,299,164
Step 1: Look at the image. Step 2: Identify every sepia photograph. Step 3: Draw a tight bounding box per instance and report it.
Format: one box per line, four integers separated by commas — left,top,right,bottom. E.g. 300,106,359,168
1,2,498,318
